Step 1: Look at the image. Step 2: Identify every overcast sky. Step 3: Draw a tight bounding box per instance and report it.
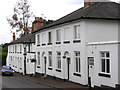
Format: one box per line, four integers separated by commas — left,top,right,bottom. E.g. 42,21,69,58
0,0,119,44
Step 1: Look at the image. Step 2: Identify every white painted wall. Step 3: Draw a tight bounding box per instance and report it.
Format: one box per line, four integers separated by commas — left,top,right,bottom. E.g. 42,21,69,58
85,19,118,42
87,43,118,87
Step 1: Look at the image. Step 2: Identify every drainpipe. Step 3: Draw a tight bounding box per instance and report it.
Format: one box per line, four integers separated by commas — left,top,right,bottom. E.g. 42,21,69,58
23,43,27,75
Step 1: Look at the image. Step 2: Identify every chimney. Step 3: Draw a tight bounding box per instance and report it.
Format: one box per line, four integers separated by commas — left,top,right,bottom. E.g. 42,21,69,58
84,0,99,7
32,17,44,32
13,32,15,41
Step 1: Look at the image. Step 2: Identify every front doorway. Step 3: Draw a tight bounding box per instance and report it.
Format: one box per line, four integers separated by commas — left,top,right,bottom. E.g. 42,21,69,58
67,58,70,80
44,57,47,75
88,57,94,87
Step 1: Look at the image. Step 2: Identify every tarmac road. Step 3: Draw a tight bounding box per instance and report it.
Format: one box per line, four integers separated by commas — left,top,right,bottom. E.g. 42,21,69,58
1,75,52,89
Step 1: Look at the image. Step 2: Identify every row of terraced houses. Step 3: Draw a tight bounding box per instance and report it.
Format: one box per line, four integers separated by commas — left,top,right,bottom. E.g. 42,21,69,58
6,1,120,88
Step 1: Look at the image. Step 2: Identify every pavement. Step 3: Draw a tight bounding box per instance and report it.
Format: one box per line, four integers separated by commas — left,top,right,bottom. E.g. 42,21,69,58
13,72,89,89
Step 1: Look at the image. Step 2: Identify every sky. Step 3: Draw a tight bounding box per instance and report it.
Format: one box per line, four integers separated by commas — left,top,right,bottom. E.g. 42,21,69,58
0,0,120,44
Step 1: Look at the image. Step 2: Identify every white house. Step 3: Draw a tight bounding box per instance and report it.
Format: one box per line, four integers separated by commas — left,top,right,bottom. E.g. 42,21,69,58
6,1,120,88
6,33,36,75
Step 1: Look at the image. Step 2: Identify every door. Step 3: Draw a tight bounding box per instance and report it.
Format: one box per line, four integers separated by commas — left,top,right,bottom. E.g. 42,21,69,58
88,57,94,87
44,57,47,74
67,58,70,80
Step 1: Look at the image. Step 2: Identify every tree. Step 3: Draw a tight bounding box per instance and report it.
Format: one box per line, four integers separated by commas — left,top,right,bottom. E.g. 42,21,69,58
7,0,34,37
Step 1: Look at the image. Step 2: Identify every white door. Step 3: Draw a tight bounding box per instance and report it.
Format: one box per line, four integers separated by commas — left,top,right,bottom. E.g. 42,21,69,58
88,57,94,87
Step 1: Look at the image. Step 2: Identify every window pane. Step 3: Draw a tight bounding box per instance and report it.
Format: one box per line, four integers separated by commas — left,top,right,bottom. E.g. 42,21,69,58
79,58,81,73
106,59,110,73
101,59,105,72
76,58,78,72
101,52,105,57
106,52,110,57
74,27,77,39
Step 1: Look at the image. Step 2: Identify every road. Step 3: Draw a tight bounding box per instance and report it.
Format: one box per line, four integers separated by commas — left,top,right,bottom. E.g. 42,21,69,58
1,75,53,89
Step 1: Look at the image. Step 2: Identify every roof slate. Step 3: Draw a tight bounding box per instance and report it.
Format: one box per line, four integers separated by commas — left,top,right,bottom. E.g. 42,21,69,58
9,33,35,45
33,2,120,33
8,2,120,45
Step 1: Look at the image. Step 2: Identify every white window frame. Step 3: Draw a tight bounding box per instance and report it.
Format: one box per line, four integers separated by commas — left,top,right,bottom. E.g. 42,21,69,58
74,51,81,73
100,51,110,74
37,34,40,45
74,25,80,40
48,31,52,43
48,51,52,67
57,51,61,69
56,29,61,42
64,27,69,41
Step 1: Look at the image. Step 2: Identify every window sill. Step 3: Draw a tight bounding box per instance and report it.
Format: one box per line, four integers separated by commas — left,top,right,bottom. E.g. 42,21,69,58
63,41,70,44
37,66,41,68
98,73,111,78
42,44,46,46
56,69,61,72
73,73,81,77
47,43,52,45
73,40,81,43
56,42,61,44
37,44,40,46
48,67,53,70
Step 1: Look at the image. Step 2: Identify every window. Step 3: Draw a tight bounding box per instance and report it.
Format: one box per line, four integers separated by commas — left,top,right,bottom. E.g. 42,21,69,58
75,51,81,73
57,52,61,69
56,29,61,42
15,46,17,53
74,25,80,39
37,34,40,45
37,52,40,65
48,51,52,67
20,45,22,53
64,27,69,41
100,51,110,73
48,32,52,43
13,46,14,53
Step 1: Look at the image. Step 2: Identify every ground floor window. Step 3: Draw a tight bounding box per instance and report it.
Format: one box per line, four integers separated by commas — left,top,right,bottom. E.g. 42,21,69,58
100,51,110,73
48,51,52,67
37,52,40,65
74,51,81,73
57,51,61,69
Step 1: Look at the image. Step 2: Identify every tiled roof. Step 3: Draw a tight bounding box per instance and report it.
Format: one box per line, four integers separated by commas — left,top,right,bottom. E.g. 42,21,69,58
8,33,35,45
33,2,120,33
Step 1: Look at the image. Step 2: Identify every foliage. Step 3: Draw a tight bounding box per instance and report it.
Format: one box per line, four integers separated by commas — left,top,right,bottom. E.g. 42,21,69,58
7,0,34,37
0,43,8,65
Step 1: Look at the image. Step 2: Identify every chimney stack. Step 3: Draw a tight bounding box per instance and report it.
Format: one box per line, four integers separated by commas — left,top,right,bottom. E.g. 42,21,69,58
32,17,44,32
13,32,15,41
84,0,100,7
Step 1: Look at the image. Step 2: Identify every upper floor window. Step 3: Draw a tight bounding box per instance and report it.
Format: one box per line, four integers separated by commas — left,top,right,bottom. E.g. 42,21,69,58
100,51,110,73
37,34,40,45
20,45,22,53
74,25,80,40
57,51,61,69
75,51,81,73
64,27,69,41
13,46,14,53
56,29,61,42
15,46,17,53
48,32,52,43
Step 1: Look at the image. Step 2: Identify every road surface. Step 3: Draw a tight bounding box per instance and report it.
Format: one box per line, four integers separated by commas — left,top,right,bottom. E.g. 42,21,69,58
1,75,53,88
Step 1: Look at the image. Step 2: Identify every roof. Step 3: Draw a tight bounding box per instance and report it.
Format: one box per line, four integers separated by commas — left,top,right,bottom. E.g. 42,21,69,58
33,2,120,33
8,33,35,45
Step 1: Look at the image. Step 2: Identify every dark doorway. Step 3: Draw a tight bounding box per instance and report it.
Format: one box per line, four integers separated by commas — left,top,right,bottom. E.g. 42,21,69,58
67,58,70,80
44,57,47,74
